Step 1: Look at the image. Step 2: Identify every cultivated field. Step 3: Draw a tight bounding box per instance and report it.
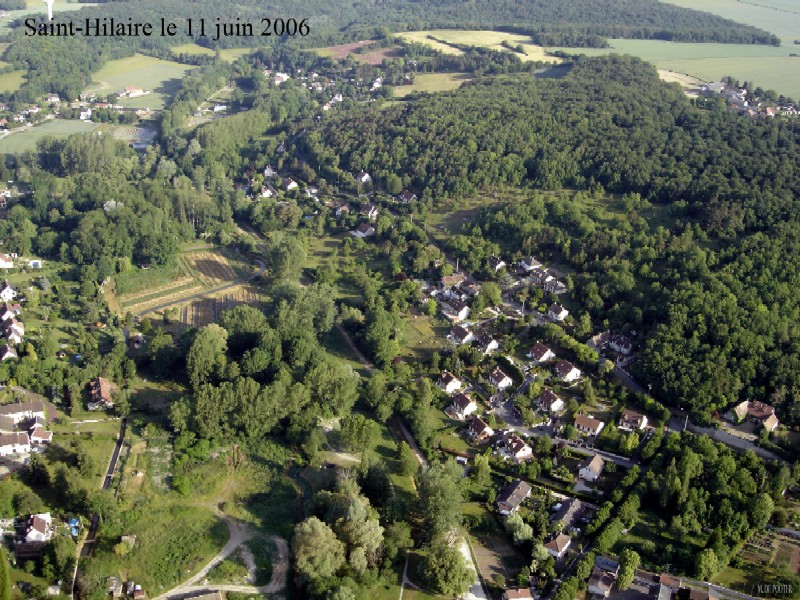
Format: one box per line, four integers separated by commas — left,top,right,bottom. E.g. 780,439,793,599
114,248,251,315
398,30,562,62
108,125,158,144
551,39,800,99
84,54,196,110
314,40,375,59
0,119,101,154
175,285,264,328
392,72,471,97
359,46,404,65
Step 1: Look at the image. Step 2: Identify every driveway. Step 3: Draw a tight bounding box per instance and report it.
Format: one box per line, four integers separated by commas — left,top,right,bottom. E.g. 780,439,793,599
458,538,488,600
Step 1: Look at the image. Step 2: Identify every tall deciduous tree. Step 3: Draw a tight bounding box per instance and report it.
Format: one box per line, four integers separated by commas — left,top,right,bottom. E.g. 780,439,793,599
293,517,345,582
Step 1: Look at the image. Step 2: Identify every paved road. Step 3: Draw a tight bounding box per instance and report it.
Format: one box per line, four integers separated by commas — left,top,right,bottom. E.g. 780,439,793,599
132,258,266,317
394,415,429,469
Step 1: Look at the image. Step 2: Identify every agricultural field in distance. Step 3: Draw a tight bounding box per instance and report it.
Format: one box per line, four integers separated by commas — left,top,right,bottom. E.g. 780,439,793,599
175,284,264,328
398,29,562,63
313,40,375,59
112,247,257,319
171,43,257,62
392,72,471,97
83,54,196,109
660,0,800,42
0,119,100,154
550,39,800,99
0,0,98,34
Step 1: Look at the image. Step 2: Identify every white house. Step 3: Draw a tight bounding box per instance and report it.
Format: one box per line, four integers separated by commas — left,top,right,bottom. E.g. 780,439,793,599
0,281,16,302
578,454,605,482
0,431,30,456
488,367,513,390
554,360,581,383
618,409,648,432
79,108,92,121
352,223,375,238
282,177,299,191
437,371,462,394
0,400,45,425
544,533,572,559
25,512,52,542
397,190,417,203
574,413,605,436
488,256,507,272
449,325,474,345
450,393,477,419
547,303,569,321
442,299,470,322
0,254,13,269
538,389,564,414
356,171,372,184
0,345,17,361
477,334,499,355
29,427,53,444
527,342,555,363
496,480,531,514
500,432,533,464
359,203,379,221
519,256,542,272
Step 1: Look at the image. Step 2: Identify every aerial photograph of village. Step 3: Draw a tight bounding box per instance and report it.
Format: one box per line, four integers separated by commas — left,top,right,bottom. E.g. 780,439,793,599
0,0,798,600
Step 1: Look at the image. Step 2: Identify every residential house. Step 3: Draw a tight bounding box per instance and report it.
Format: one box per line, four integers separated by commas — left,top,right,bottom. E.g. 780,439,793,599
259,183,278,198
3,318,24,345
476,334,499,355
0,399,45,425
544,533,571,559
496,480,532,514
587,568,615,597
554,360,581,383
578,454,605,482
488,367,513,390
25,513,52,542
449,325,474,345
529,268,553,286
503,589,534,600
29,427,52,444
0,431,29,456
437,371,462,394
550,497,586,531
488,256,507,272
574,413,605,436
727,400,779,431
212,104,227,113
352,223,375,238
595,556,620,575
441,299,470,322
88,377,118,411
0,345,17,361
519,256,542,272
397,190,417,203
450,393,477,420
45,94,60,103
618,409,648,432
547,303,569,322
332,202,350,218
282,177,298,191
359,203,379,221
542,279,567,295
356,171,372,184
263,165,276,178
527,342,555,363
79,108,92,121
608,333,633,355
0,254,13,269
440,273,466,289
107,577,124,599
468,417,494,442
538,389,564,414
0,280,16,302
499,432,533,463
459,281,481,297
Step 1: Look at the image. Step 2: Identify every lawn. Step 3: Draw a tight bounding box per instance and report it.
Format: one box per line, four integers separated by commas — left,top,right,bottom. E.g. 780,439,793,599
0,69,25,93
171,43,257,62
550,39,800,99
84,54,196,110
0,119,100,154
392,73,472,97
659,0,800,43
397,30,562,63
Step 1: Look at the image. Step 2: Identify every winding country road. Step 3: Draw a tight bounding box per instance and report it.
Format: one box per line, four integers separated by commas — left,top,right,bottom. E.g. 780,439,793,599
151,516,289,600
132,258,266,317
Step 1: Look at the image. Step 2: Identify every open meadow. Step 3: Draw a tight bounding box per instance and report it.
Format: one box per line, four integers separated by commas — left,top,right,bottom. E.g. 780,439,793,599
392,72,471,97
0,69,25,94
398,29,562,63
84,54,196,110
551,39,800,99
171,42,257,62
0,119,100,154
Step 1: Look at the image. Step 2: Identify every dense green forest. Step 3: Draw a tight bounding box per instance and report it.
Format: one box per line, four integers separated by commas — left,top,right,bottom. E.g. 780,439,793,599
0,0,777,100
303,55,800,426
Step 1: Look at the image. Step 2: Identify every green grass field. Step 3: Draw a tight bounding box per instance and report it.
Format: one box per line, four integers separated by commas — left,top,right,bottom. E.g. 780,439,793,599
0,119,100,154
392,73,471,97
660,0,800,42
0,69,25,94
0,1,98,34
171,43,257,62
551,39,800,99
398,29,561,63
84,54,196,110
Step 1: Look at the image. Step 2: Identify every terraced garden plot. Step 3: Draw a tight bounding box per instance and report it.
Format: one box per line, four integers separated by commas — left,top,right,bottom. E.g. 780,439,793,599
176,286,264,328
179,251,239,286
